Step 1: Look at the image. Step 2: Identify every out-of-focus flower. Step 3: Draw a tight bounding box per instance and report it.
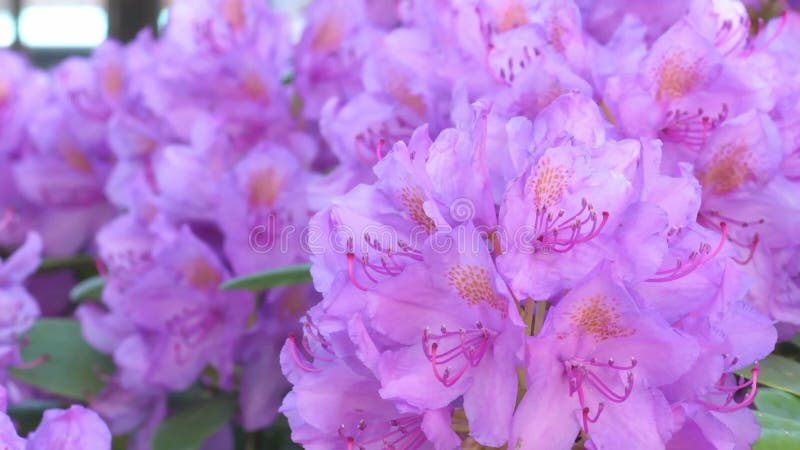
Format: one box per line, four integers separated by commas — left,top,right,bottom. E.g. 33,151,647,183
26,405,112,450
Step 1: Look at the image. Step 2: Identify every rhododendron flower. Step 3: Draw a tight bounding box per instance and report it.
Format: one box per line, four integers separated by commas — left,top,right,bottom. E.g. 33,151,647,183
26,405,112,450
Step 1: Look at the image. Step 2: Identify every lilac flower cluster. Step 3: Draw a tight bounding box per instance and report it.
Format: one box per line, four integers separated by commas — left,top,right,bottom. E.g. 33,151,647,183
280,0,799,449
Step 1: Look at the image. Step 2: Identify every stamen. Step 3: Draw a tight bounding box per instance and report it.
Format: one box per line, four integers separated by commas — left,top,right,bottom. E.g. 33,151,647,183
703,210,765,229
530,198,609,254
347,252,369,291
489,44,538,86
696,363,760,412
353,117,413,164
346,235,423,290
286,333,321,373
732,234,759,265
698,212,762,265
422,324,491,387
95,258,108,277
375,138,385,161
583,403,603,430
301,316,335,362
565,356,637,434
647,223,727,282
14,353,50,370
660,105,728,151
360,416,425,448
715,16,749,56
339,415,426,450
739,12,788,58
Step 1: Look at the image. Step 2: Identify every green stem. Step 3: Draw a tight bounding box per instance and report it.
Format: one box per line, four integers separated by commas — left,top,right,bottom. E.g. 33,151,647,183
532,301,548,336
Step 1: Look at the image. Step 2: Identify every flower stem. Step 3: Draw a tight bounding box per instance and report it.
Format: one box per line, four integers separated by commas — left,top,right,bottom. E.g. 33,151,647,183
533,301,548,336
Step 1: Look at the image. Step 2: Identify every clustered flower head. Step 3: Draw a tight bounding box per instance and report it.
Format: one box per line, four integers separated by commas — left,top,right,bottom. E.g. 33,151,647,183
0,0,798,448
280,0,800,449
1,0,320,446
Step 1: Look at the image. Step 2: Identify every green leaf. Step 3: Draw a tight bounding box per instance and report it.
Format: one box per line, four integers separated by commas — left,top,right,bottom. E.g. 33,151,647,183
754,411,800,450
152,395,237,450
9,318,114,400
755,388,800,420
69,276,105,302
219,264,311,291
112,435,131,450
754,388,800,450
38,254,95,272
259,414,301,450
738,354,800,397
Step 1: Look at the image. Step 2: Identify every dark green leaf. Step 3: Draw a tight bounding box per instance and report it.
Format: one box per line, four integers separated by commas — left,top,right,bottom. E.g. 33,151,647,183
259,414,301,450
9,318,114,400
38,254,95,272
113,435,131,450
220,264,311,291
755,388,800,420
738,354,800,397
152,395,237,450
754,411,800,450
69,276,105,302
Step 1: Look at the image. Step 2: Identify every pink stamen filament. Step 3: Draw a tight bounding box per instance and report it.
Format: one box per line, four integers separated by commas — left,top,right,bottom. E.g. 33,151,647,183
491,45,538,86
14,353,50,370
584,403,604,428
358,416,425,449
354,117,413,164
660,105,728,150
347,253,370,291
739,11,788,58
300,335,335,363
301,315,336,361
731,234,759,265
647,223,727,282
696,363,760,412
715,17,749,56
584,370,634,402
531,200,609,253
423,325,490,387
287,333,321,373
375,139,385,161
566,357,637,434
95,258,108,277
698,212,762,265
346,236,424,290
